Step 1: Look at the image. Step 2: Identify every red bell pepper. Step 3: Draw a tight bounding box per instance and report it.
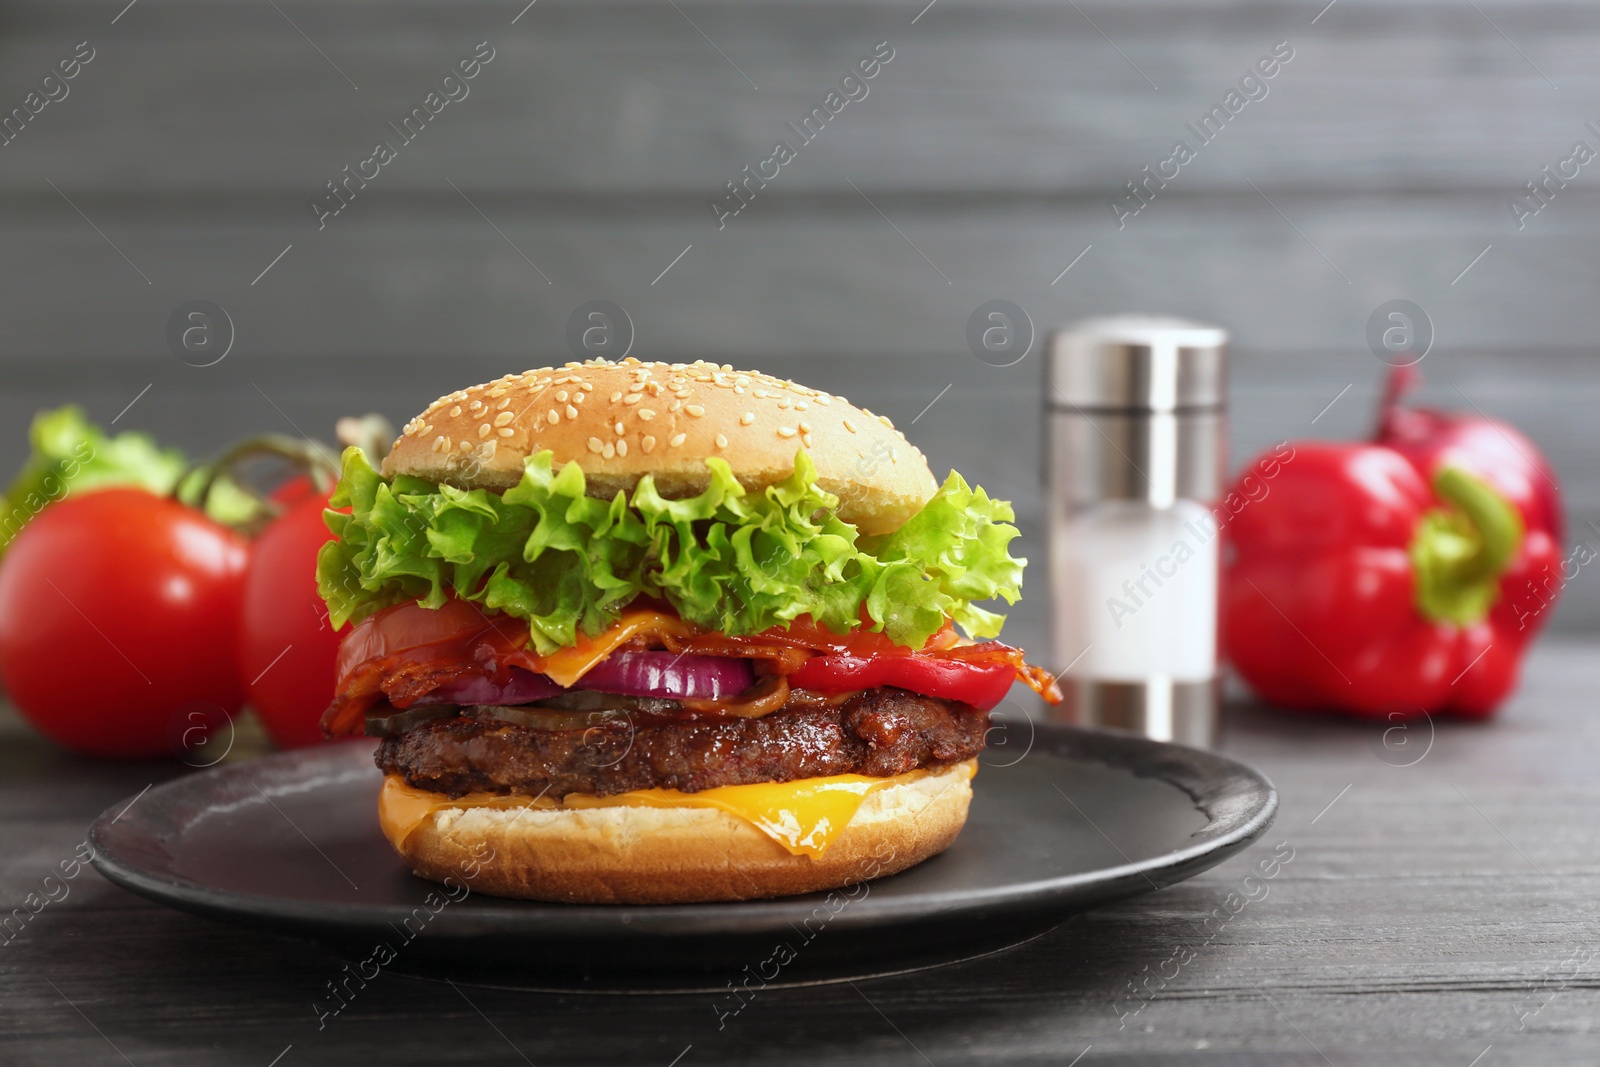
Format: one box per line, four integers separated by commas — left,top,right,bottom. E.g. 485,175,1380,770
1376,365,1564,544
1223,368,1563,719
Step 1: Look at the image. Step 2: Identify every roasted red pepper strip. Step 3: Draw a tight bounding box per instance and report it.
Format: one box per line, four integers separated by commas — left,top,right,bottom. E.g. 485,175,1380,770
1223,370,1562,719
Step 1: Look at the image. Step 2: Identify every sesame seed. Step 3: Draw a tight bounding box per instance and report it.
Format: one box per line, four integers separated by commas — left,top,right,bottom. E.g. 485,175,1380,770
628,383,646,393
459,440,472,451
449,406,462,417
638,409,656,421
603,442,615,459
669,400,683,413
556,390,569,402
715,433,728,450
489,387,508,397
777,426,797,438
573,391,586,403
470,401,484,412
799,421,812,433
796,402,809,411
617,439,629,457
778,398,792,409
740,412,755,426
610,391,623,403
478,424,491,439
587,437,604,454
495,428,512,440
433,436,448,453
613,421,624,434
580,381,593,392
566,404,578,419
686,405,705,417
641,435,657,453
669,433,687,448
842,418,857,433
422,423,434,435
623,394,642,405
802,433,813,448
815,395,832,406
548,409,560,424
494,411,515,427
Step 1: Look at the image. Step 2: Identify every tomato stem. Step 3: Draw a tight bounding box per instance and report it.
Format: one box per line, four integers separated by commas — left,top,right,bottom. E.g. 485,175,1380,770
178,435,342,527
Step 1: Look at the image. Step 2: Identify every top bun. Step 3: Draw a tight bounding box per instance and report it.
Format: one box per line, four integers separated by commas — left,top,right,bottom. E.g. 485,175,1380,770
385,359,938,536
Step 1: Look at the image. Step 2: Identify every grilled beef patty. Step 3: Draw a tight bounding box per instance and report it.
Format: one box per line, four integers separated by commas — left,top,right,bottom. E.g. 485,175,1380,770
375,687,989,798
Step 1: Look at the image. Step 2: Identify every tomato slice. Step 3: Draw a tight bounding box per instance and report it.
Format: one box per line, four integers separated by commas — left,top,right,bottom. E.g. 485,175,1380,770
786,652,1008,709
333,598,504,678
322,600,526,736
786,641,1065,710
928,642,1065,703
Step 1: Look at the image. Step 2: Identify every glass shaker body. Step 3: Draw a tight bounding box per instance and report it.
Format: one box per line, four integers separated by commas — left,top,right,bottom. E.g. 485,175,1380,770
1052,497,1218,685
1045,317,1227,747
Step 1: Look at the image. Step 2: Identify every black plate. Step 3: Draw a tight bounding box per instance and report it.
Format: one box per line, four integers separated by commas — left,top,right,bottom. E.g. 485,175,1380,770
88,723,1276,992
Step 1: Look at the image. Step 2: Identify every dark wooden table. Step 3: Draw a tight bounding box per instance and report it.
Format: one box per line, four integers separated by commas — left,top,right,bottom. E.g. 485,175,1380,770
3,638,1596,1066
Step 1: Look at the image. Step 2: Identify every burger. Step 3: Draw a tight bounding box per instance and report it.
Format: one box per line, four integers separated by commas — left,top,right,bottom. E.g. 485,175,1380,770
317,359,1059,904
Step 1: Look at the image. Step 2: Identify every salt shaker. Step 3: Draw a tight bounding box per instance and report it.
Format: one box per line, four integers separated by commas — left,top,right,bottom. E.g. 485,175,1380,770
1045,315,1228,747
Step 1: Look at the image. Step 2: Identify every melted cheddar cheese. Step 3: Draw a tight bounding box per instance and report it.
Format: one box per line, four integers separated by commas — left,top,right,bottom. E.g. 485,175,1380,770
378,759,978,858
535,609,698,687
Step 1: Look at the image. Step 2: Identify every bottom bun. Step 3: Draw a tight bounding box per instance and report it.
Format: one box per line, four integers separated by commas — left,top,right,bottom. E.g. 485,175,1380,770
395,763,975,904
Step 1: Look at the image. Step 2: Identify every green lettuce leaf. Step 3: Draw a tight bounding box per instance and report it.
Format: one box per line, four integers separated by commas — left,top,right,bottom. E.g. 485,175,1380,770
1,406,263,553
316,447,1024,653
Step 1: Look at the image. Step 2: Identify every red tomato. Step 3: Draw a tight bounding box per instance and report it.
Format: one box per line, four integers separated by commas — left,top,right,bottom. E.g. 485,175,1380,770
267,472,321,508
238,493,347,748
0,489,249,758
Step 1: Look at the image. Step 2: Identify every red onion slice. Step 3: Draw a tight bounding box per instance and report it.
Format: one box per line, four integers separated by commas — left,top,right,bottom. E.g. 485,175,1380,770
576,650,755,700
415,667,564,707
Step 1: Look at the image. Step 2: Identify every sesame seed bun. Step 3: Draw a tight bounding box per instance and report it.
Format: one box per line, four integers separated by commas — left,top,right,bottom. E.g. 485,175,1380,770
386,358,937,536
396,763,974,904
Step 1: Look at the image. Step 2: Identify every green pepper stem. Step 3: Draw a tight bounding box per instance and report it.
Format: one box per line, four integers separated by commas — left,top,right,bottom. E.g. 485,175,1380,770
1435,467,1521,583
1410,466,1523,625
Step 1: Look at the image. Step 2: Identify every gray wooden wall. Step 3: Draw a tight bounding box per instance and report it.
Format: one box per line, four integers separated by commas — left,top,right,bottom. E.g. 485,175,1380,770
2,0,1597,635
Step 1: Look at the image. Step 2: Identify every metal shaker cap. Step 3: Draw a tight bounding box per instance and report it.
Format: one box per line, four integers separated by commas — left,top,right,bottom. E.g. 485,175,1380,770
1047,315,1227,412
